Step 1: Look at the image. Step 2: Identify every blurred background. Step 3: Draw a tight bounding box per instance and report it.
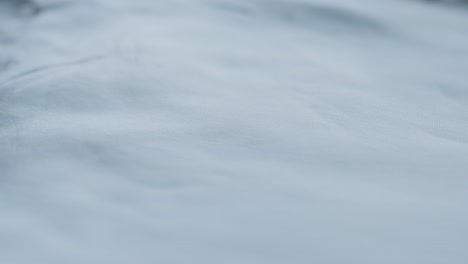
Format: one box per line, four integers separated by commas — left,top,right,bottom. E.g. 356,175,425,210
1,0,468,263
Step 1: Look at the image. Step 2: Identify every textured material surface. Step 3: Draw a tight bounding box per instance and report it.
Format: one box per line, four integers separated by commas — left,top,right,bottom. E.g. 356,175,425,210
1,0,468,263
